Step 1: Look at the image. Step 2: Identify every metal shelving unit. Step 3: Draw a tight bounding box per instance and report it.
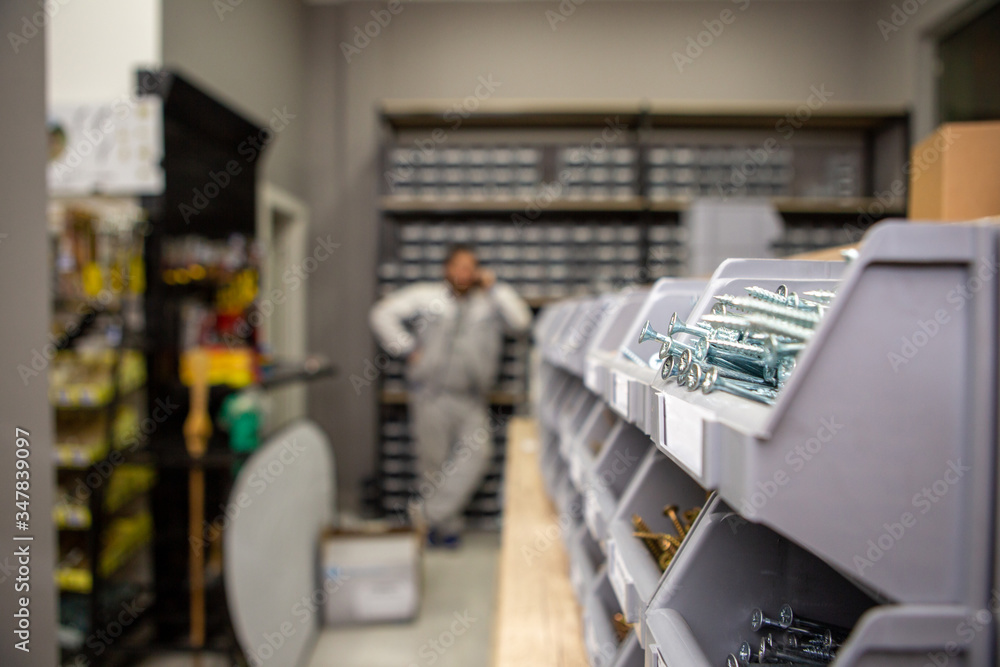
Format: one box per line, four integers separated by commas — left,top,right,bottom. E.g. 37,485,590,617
533,221,999,666
48,200,155,666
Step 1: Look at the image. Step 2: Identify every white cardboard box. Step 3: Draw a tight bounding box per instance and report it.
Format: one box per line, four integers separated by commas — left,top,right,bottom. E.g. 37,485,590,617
321,528,423,625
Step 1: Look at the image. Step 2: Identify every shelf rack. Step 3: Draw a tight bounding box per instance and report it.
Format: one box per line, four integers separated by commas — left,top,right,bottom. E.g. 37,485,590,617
533,221,1000,666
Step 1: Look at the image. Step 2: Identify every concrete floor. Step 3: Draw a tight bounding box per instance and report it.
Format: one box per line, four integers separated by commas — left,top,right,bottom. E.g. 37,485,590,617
306,531,500,667
137,531,501,667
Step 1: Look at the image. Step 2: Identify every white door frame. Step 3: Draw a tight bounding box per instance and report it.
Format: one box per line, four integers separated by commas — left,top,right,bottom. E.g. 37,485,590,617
257,183,310,426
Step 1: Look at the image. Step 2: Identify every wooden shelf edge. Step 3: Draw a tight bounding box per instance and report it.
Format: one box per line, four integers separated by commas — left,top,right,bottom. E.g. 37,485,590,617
383,195,905,217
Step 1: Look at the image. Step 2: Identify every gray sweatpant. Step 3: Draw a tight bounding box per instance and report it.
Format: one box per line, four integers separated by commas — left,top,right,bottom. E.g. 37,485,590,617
410,391,495,534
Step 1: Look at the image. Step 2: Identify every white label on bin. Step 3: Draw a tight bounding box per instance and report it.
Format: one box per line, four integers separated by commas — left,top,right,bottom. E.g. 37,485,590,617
612,372,629,417
607,540,632,613
662,394,706,479
570,454,583,490
657,392,668,449
584,492,601,538
585,360,599,390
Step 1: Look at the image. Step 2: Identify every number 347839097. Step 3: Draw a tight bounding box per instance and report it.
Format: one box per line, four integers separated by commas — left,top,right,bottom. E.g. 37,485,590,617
15,428,30,522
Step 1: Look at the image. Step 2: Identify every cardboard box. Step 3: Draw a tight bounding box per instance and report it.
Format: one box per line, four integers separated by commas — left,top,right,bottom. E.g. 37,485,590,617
909,121,1000,221
320,526,423,625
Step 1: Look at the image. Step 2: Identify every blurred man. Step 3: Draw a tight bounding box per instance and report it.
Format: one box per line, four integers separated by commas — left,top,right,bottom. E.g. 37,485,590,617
370,244,532,545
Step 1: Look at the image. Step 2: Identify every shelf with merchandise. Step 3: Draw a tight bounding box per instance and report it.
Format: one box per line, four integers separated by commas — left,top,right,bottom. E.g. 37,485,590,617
534,220,1000,666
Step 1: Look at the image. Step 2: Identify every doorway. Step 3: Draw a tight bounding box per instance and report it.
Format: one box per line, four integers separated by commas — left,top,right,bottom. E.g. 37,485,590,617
257,183,309,429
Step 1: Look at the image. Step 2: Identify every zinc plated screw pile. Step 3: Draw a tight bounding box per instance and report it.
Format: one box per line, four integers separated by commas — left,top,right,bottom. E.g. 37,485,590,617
733,606,847,666
648,283,837,405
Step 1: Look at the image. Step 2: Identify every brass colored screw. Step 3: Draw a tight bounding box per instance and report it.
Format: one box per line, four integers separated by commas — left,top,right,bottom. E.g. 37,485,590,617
662,533,682,550
612,613,634,642
663,505,687,539
682,507,701,530
631,514,664,562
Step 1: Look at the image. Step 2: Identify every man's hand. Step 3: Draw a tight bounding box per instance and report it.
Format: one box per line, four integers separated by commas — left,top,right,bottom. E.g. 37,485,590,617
476,268,496,290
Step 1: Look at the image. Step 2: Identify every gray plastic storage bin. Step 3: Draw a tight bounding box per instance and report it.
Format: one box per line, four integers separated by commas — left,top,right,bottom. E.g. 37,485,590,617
649,224,997,654
610,631,643,667
648,258,843,483
589,279,704,430
567,403,618,493
584,288,651,397
536,222,1000,666
583,569,631,667
606,448,706,624
644,495,877,666
557,294,619,377
568,523,604,604
584,421,654,547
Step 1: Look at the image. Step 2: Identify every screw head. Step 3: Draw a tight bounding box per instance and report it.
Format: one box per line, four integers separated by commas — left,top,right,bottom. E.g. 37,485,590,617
638,320,654,345
739,641,753,663
685,362,703,391
701,367,719,394
660,356,675,380
779,604,794,629
695,336,710,360
677,349,693,375
750,608,764,632
668,311,679,336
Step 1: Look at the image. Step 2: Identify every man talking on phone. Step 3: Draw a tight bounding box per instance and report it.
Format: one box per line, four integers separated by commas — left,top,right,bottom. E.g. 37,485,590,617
370,244,532,546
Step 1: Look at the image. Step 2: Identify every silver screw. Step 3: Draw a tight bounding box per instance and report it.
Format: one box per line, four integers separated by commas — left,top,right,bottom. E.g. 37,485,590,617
702,367,776,405
718,296,822,328
715,363,772,386
803,289,836,303
638,320,670,345
667,312,710,339
660,355,678,380
697,336,768,362
743,314,815,342
751,608,786,632
781,605,850,642
620,347,646,367
683,362,704,391
759,643,827,666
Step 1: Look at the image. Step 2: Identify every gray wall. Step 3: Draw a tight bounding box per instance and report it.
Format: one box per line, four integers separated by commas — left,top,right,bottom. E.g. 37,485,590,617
162,0,308,198
857,0,974,140
162,0,980,512
302,0,886,512
0,2,57,663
